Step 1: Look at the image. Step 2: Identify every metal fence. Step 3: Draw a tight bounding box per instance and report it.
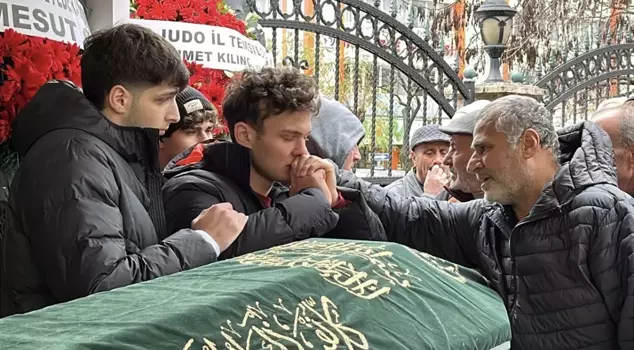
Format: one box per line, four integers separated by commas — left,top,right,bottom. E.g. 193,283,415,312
535,43,634,127
246,0,474,181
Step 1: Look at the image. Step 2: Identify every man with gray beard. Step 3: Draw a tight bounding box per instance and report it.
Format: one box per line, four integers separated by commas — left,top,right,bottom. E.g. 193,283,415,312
315,95,634,349
434,100,490,202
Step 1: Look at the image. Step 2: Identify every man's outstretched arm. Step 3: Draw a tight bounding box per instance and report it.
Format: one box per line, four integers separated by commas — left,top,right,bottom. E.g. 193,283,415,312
336,167,483,267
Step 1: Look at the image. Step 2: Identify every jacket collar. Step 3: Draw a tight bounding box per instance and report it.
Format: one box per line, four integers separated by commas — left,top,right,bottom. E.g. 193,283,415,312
163,140,289,199
441,186,476,202
528,121,617,216
403,170,424,197
12,80,161,169
201,142,253,190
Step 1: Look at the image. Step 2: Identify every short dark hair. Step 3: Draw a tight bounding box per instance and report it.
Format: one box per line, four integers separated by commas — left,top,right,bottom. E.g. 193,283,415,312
81,23,190,110
163,109,218,139
222,67,319,140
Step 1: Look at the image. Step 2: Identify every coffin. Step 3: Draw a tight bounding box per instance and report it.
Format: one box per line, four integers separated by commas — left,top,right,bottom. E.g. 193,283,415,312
0,239,511,349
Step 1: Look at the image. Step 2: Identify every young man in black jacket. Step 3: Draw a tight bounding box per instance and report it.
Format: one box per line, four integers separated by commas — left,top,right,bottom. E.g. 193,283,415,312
163,67,386,259
0,24,245,317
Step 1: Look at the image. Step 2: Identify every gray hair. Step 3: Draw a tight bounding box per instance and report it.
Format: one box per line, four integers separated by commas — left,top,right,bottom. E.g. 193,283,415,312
591,105,634,148
619,105,634,148
477,95,560,162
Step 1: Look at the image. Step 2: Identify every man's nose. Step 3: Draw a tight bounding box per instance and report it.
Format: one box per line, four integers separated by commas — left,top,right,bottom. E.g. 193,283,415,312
432,154,444,165
442,150,453,167
292,139,309,156
466,153,481,174
352,147,361,161
166,100,180,124
196,131,211,142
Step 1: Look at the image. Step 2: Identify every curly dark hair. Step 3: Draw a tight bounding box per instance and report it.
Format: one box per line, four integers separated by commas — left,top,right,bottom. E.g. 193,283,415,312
81,24,190,110
222,67,319,140
162,109,218,139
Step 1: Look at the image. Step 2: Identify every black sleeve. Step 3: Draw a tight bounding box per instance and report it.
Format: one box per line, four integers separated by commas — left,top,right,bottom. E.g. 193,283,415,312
163,174,339,258
337,169,483,267
325,187,388,241
20,140,217,301
234,188,339,255
591,199,634,348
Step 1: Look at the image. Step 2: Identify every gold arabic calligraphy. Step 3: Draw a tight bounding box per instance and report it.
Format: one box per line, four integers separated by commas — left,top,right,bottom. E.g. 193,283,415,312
408,248,467,284
235,240,421,300
183,295,369,350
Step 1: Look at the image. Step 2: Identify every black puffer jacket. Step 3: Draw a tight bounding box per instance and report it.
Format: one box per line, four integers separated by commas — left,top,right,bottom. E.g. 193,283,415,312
162,141,386,259
0,81,217,317
337,121,634,350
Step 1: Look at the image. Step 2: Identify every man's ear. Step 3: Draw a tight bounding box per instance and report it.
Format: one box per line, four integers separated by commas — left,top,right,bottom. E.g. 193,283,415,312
234,121,256,149
520,128,540,158
626,144,634,169
409,150,416,162
106,85,133,115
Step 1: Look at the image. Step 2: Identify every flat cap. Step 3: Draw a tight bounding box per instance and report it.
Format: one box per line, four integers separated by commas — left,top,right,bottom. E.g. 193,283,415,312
438,100,491,135
410,124,450,151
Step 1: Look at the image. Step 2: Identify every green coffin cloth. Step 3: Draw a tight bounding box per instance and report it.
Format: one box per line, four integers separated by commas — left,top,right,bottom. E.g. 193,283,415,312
0,239,511,350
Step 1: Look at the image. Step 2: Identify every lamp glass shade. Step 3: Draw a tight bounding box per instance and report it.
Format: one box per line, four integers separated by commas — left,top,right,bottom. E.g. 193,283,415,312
501,16,513,45
481,16,513,45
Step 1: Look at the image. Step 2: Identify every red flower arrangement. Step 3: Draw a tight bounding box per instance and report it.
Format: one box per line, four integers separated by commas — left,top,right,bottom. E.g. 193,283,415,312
0,0,251,143
132,0,251,136
0,29,82,144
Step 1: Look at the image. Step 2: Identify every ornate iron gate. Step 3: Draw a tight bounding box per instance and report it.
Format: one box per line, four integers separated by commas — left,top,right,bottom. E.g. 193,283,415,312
535,43,634,128
246,0,473,180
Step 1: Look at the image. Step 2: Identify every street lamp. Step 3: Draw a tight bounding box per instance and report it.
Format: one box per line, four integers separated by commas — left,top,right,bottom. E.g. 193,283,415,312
475,0,517,82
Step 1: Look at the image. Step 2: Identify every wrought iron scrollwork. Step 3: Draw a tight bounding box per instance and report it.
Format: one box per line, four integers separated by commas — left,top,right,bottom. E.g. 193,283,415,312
245,0,470,117
536,44,634,110
281,56,310,70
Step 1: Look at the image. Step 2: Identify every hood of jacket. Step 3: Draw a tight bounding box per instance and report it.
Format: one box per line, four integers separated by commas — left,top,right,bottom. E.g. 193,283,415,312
530,121,617,215
163,140,253,190
11,80,161,167
307,96,365,168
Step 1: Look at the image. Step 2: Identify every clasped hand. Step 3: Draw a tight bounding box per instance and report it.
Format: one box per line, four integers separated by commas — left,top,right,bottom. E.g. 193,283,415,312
289,155,338,206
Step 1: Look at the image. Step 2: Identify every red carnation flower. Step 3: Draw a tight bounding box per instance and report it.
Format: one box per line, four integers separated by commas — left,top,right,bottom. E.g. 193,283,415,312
0,119,11,144
0,30,82,142
132,0,253,137
0,29,29,59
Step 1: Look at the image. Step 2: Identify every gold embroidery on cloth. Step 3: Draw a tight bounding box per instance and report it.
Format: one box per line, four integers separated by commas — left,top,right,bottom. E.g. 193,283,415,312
182,295,368,350
408,248,467,284
235,241,420,300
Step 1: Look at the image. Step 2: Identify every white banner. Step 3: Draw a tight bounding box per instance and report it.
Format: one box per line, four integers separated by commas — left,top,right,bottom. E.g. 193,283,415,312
128,18,272,72
0,0,90,48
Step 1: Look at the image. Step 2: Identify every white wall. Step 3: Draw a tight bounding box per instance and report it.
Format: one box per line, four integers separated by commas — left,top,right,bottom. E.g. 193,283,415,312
84,0,130,33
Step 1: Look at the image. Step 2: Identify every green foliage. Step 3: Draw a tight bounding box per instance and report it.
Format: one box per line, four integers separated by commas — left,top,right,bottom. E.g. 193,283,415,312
360,118,402,153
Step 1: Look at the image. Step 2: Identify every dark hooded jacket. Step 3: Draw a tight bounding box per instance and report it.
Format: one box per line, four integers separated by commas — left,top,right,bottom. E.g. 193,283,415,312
0,81,218,317
162,141,386,259
335,121,634,350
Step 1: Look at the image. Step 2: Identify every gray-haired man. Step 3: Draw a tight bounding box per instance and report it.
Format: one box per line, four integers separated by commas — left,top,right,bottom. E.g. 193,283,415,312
436,100,490,202
592,104,634,196
332,95,634,349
